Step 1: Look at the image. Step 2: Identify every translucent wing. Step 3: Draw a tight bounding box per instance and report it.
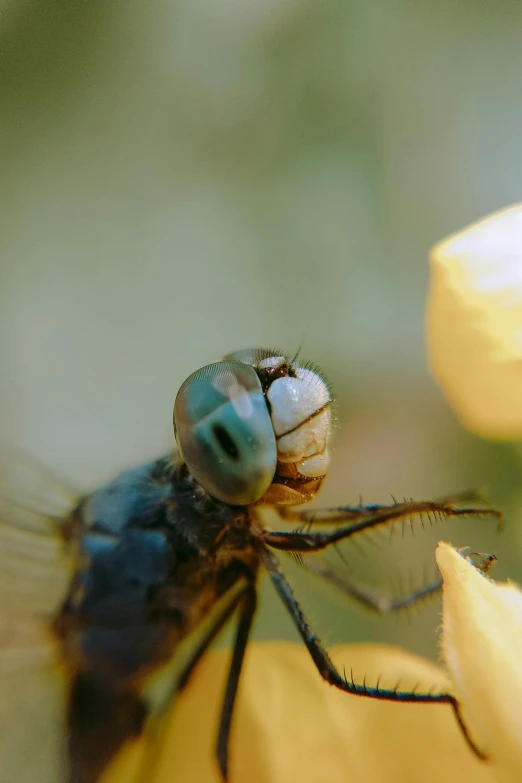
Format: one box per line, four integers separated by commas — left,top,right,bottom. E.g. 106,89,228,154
256,496,501,615
0,447,79,783
100,580,249,783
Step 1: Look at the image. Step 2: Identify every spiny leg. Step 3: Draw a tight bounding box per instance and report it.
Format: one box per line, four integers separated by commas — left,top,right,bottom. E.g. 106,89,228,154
261,500,501,553
302,558,443,613
258,499,500,617
302,552,498,614
216,587,257,781
262,547,486,760
262,548,445,702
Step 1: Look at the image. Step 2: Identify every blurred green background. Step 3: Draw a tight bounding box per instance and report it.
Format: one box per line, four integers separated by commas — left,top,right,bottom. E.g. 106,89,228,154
1,0,522,661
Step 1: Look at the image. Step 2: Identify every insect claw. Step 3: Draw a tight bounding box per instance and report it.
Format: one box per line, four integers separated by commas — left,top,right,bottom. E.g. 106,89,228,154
467,552,498,575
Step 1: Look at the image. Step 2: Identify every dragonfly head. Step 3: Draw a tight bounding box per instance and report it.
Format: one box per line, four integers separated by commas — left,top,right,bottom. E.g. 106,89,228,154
174,348,333,507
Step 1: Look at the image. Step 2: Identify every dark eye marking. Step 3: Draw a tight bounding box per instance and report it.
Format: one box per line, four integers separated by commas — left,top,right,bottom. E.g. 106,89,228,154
213,424,240,461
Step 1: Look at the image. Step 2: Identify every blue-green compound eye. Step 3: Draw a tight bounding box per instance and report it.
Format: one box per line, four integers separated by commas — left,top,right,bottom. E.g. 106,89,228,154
173,361,277,505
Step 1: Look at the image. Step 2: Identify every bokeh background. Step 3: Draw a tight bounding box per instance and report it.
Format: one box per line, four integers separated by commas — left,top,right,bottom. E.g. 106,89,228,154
1,0,522,662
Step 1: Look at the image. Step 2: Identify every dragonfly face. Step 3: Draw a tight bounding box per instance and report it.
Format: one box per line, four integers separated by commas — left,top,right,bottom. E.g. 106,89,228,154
0,348,500,783
174,348,332,505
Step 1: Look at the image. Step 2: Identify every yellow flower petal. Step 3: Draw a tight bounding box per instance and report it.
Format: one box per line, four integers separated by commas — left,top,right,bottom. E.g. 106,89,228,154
426,204,522,439
436,542,522,781
105,642,495,783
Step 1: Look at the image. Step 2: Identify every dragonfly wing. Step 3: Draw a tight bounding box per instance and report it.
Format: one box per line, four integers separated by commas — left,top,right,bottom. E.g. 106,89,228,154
0,620,68,783
0,448,78,783
101,580,250,783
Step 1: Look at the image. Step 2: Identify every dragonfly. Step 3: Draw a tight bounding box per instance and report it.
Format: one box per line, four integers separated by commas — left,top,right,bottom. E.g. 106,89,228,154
0,347,500,783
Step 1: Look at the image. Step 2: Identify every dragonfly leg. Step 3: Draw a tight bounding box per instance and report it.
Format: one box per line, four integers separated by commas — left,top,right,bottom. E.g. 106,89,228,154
216,586,257,781
262,548,486,760
303,558,443,613
260,500,501,549
175,581,249,693
168,580,257,780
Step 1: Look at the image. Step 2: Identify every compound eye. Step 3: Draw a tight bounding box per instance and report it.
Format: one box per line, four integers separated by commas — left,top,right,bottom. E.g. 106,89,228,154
173,361,277,505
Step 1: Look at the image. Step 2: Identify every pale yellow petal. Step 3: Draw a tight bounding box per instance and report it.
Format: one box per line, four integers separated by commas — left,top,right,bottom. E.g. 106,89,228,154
106,642,496,783
437,542,522,781
426,204,522,439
